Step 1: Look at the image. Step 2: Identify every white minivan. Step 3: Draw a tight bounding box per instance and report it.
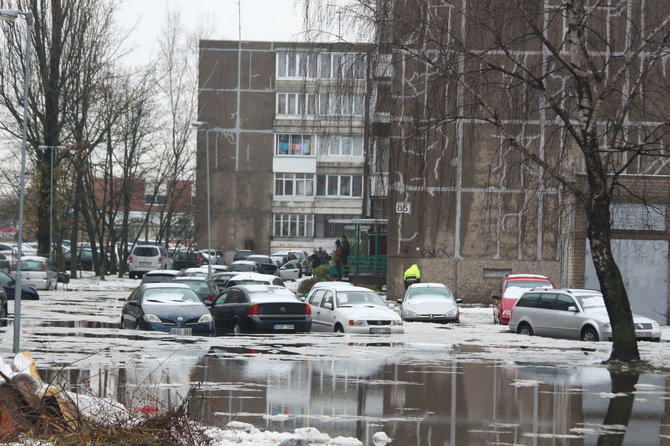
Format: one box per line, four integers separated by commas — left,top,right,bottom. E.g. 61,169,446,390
12,256,58,291
128,245,173,279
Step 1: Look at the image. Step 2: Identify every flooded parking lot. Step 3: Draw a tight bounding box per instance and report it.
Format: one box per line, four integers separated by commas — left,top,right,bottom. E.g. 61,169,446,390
1,287,669,445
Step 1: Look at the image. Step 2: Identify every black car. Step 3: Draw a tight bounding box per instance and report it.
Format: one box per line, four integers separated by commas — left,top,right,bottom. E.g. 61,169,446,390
232,249,254,262
210,284,311,334
245,255,279,275
140,270,183,284
172,277,220,303
0,286,8,323
120,283,214,335
172,251,206,270
0,270,39,300
65,248,94,271
211,272,238,290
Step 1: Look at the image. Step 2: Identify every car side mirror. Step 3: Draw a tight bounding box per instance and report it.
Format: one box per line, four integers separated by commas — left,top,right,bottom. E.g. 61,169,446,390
203,300,213,307
127,301,139,307
456,298,463,304
491,295,500,300
324,302,333,310
568,305,578,312
395,299,403,305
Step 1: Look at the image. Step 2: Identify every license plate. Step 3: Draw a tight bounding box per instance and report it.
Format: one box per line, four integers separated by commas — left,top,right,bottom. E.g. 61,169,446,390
370,327,391,334
171,327,192,336
635,331,650,337
139,261,151,266
274,324,294,330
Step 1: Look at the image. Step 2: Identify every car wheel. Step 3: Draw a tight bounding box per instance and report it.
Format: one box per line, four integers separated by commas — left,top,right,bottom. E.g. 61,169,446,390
23,292,36,301
517,323,534,336
580,326,599,342
232,320,242,335
334,323,344,333
134,322,142,331
1,303,6,319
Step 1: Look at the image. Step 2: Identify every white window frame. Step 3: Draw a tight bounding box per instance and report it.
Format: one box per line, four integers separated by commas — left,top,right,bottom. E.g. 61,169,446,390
275,134,314,156
276,93,318,116
274,173,315,197
273,214,314,237
316,174,363,198
318,135,364,157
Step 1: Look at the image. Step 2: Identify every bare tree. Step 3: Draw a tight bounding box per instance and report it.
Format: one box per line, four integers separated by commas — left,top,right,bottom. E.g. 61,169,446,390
304,0,670,362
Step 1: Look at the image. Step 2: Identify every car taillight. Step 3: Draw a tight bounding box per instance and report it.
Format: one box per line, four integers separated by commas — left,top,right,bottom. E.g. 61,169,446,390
247,304,259,316
41,263,47,272
305,304,311,315
128,256,133,264
206,295,215,302
158,256,163,264
196,253,201,265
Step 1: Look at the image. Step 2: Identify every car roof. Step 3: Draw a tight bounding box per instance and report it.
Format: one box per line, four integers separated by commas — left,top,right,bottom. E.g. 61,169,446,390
407,282,447,289
173,276,210,282
231,284,297,297
311,282,369,292
506,274,551,280
232,260,257,266
144,270,182,276
143,282,191,289
183,267,210,273
18,255,49,261
229,272,278,281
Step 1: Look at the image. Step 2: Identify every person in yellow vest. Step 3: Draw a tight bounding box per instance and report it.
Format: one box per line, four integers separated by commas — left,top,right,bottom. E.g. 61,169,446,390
403,264,421,289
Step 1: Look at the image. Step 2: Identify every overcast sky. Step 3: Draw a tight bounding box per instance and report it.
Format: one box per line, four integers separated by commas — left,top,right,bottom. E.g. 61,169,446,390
118,0,311,64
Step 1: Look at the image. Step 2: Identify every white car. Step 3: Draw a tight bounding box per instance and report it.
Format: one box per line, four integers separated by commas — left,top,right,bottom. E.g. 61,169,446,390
398,282,462,323
225,272,287,289
510,288,662,342
127,245,173,279
278,259,303,281
12,256,58,291
306,282,403,334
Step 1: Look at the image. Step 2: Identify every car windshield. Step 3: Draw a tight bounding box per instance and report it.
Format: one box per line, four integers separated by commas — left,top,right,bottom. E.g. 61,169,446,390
506,280,550,289
406,287,454,302
17,260,44,271
144,288,201,303
576,294,606,309
142,275,176,283
231,264,255,271
134,247,159,257
336,291,386,307
173,281,211,295
232,280,268,286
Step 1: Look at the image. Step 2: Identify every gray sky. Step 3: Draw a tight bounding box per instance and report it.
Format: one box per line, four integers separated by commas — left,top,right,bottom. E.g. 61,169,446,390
118,0,309,64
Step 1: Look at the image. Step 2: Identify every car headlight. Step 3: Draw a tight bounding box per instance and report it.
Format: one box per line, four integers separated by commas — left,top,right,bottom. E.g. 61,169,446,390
603,323,611,329
198,313,212,323
403,309,418,317
502,310,511,316
143,314,161,323
348,320,366,326
445,309,457,317
651,321,660,330
391,319,403,326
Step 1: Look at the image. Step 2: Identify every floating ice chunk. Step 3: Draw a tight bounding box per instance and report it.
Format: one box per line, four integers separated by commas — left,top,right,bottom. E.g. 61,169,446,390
264,413,290,421
227,421,255,432
372,431,393,444
294,427,332,443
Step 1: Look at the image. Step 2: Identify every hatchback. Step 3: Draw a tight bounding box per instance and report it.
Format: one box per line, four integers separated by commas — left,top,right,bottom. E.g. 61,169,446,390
11,256,58,291
492,274,554,325
128,245,173,279
140,270,182,284
509,288,661,342
397,283,462,323
120,283,213,335
210,284,311,334
172,277,220,303
306,283,403,334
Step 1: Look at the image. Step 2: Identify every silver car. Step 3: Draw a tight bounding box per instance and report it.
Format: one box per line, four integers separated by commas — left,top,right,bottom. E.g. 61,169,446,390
397,283,462,323
510,288,661,342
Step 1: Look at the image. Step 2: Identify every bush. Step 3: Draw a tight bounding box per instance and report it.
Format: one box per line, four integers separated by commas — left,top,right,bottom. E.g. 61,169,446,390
297,277,319,295
312,264,332,281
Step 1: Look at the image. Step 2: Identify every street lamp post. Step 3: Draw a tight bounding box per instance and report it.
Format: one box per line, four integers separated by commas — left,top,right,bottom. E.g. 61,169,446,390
1,8,34,353
191,121,212,276
38,145,65,262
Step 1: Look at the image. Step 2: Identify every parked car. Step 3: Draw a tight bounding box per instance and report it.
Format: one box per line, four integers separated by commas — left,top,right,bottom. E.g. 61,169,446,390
127,245,173,279
509,288,662,342
180,267,212,278
492,274,554,325
287,250,310,275
140,270,183,284
306,282,403,334
233,249,254,262
0,286,8,324
278,259,303,281
198,249,225,265
10,256,58,291
172,277,220,303
210,272,239,290
172,251,206,270
0,253,10,273
229,260,259,273
210,284,311,334
397,283,462,323
0,270,39,300
225,272,286,288
210,264,229,272
120,283,213,335
65,248,94,271
245,255,279,275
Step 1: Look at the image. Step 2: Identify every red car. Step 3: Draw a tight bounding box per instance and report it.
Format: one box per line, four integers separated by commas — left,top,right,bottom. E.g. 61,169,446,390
492,274,554,325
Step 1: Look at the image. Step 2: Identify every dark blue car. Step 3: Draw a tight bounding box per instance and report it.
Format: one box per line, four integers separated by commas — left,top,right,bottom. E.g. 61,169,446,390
211,284,311,334
0,270,39,300
121,283,214,335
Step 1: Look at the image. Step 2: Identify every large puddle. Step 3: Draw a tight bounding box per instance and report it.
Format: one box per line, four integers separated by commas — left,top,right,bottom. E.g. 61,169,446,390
34,344,669,446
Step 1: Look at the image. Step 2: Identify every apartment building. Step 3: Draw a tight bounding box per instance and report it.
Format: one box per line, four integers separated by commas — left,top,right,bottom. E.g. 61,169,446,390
196,40,387,261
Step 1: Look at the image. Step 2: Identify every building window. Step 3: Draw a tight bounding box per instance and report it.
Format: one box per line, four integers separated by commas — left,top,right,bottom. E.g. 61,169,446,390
277,51,365,80
316,175,363,197
318,93,364,117
145,194,167,205
275,173,314,197
319,135,364,157
273,214,313,237
315,214,356,238
276,134,313,156
276,93,318,116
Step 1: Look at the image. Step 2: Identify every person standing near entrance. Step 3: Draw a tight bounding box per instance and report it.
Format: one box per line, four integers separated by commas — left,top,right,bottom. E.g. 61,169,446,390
309,249,321,269
333,239,343,280
341,235,350,276
403,264,421,289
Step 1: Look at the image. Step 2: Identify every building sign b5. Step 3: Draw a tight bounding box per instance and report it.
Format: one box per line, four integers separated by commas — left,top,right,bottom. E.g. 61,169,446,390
395,202,411,214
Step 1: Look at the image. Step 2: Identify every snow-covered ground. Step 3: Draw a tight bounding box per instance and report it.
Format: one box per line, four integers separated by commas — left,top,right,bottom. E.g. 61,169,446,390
1,273,668,446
